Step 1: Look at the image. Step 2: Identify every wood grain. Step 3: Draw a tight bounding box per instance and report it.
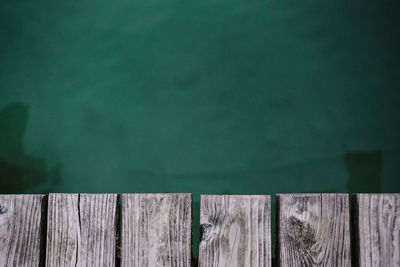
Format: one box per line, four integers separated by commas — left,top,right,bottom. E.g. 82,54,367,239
46,193,118,266
121,193,192,267
198,195,271,267
354,194,400,267
277,194,350,267
0,194,45,266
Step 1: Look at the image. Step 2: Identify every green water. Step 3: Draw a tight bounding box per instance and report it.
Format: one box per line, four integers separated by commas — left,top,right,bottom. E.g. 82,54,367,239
1,0,400,256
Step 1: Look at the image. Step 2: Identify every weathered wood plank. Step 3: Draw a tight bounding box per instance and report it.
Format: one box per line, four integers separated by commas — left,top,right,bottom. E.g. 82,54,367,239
0,194,45,266
46,193,118,266
198,195,271,267
121,193,192,267
78,194,118,266
354,194,400,267
277,194,350,267
46,194,79,266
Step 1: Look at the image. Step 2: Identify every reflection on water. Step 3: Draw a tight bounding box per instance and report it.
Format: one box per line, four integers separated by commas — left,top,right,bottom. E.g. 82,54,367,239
0,103,60,193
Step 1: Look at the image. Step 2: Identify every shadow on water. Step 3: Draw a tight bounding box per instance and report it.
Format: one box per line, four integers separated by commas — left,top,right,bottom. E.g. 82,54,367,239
0,102,61,193
345,151,382,193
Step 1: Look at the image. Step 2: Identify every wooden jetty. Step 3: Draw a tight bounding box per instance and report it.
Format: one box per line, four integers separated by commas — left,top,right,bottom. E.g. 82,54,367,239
0,193,398,266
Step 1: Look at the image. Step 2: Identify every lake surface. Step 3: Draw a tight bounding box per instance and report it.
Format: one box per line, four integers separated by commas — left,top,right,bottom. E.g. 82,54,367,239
1,0,400,255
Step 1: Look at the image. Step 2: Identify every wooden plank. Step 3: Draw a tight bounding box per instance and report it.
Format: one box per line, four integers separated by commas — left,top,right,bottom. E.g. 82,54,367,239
121,193,192,267
46,193,118,266
277,194,350,267
354,194,400,267
46,194,79,266
198,195,271,267
78,194,119,266
0,194,45,266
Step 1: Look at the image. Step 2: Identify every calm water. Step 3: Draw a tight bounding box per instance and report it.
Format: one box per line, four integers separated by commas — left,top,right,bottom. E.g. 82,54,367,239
1,0,400,255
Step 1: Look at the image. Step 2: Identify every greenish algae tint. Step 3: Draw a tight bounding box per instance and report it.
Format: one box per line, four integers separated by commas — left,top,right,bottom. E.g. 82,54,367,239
1,0,400,258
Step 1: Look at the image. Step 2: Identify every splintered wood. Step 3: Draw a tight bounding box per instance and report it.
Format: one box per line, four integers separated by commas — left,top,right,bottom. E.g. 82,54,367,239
45,194,118,266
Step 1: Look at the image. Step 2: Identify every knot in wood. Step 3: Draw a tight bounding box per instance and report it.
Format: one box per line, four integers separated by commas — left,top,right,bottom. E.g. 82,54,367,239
0,204,7,214
383,199,393,212
286,216,316,248
200,223,213,241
